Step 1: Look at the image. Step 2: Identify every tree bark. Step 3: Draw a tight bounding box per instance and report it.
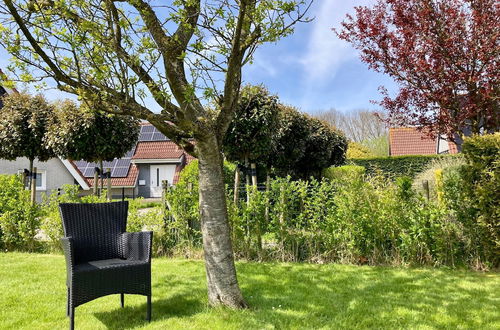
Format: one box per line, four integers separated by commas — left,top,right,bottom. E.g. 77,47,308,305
31,166,37,205
197,135,247,308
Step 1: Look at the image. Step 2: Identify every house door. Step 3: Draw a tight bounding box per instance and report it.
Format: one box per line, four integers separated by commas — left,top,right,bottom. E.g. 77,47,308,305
149,165,176,198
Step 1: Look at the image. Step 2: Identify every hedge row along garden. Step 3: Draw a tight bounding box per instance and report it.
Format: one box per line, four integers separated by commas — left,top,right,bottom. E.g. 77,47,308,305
0,134,498,271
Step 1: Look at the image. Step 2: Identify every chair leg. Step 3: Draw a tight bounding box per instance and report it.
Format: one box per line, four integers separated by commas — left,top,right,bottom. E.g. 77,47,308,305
120,293,124,308
66,287,70,317
69,307,75,330
147,295,151,322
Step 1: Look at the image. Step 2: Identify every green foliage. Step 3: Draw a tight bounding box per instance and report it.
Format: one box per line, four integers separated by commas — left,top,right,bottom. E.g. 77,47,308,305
460,133,500,264
323,165,365,181
351,154,457,178
347,141,374,159
0,174,40,251
162,160,236,251
413,155,466,198
223,85,280,165
360,134,389,157
0,92,56,162
166,171,496,269
46,100,140,163
272,105,348,179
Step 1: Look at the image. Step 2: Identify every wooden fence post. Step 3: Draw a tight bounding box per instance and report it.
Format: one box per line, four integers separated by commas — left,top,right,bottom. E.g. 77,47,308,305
233,167,240,204
251,163,257,186
106,168,112,201
93,170,99,196
422,180,430,200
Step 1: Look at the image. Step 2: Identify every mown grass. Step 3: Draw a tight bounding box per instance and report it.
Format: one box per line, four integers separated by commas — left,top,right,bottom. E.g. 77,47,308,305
0,253,498,329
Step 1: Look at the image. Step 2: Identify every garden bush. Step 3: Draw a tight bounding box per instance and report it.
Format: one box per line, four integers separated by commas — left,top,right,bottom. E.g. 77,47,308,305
350,154,457,178
460,133,499,266
322,165,365,181
412,156,465,198
165,167,496,269
0,174,40,251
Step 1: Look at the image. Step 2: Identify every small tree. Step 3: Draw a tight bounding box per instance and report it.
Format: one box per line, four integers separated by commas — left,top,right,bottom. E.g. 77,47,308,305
272,105,347,179
0,0,312,307
0,92,56,198
47,100,140,190
223,84,280,190
336,0,500,145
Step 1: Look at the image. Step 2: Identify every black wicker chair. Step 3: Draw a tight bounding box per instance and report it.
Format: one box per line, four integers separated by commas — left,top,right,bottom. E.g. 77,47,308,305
59,201,152,329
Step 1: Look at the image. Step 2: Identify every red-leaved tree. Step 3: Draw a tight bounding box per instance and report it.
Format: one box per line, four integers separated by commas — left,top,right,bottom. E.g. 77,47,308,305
336,0,499,145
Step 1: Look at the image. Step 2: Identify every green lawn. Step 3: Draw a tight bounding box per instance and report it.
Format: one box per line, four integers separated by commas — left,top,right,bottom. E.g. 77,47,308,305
0,253,498,329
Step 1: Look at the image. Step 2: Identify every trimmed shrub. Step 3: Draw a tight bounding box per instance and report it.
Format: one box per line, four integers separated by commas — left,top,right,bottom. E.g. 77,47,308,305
350,154,457,178
323,165,365,181
347,142,374,159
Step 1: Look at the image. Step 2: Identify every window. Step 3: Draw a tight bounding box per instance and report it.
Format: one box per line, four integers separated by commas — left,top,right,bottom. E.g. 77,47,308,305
17,170,47,191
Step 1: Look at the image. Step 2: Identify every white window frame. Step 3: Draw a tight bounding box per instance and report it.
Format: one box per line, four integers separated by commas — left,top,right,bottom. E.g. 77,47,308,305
17,169,47,191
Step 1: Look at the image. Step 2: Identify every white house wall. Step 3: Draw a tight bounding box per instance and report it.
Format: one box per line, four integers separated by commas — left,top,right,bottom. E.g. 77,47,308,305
0,157,76,201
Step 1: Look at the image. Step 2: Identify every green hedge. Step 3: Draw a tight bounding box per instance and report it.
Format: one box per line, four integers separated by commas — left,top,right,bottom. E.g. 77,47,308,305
349,154,458,178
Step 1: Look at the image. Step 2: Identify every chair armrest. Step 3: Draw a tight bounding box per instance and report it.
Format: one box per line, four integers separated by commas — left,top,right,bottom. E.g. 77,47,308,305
60,237,75,280
121,231,153,262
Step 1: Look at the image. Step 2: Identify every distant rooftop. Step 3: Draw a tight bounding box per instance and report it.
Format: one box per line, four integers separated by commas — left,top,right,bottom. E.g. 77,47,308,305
389,127,458,156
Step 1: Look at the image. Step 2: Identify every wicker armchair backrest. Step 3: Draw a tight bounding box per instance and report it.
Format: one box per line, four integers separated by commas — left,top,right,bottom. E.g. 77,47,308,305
59,201,128,263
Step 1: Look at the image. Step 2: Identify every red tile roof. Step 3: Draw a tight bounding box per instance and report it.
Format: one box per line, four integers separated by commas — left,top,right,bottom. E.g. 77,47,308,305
389,127,458,156
448,141,458,154
390,127,437,156
85,164,139,187
132,141,184,160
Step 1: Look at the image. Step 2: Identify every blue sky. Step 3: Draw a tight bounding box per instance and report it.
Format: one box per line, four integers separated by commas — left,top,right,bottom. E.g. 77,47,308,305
243,0,399,114
0,0,399,115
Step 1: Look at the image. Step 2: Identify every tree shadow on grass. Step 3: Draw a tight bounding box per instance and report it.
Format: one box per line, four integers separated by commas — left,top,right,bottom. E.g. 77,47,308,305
236,263,499,329
93,293,203,329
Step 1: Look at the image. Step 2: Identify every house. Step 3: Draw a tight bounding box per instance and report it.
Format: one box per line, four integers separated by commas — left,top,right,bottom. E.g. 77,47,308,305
73,123,195,199
0,73,194,200
389,127,458,156
0,81,194,199
0,122,194,200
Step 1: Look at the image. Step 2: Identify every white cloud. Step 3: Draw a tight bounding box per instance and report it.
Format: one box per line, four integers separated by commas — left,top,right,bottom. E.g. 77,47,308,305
300,0,375,84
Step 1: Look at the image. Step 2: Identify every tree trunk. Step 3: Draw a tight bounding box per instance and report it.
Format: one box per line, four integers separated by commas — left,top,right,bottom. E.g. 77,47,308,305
233,167,240,205
31,166,37,205
197,136,247,308
28,158,33,191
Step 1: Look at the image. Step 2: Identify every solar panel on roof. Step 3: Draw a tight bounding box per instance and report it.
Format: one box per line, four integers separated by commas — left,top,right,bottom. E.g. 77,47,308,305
103,160,115,168
112,167,129,177
116,159,130,167
142,125,155,133
140,132,153,141
75,124,174,180
83,168,95,177
124,146,136,158
74,160,86,167
152,132,167,141
139,124,169,141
